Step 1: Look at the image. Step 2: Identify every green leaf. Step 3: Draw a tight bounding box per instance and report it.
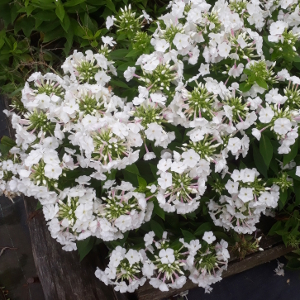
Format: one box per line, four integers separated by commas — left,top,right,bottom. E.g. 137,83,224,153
153,201,165,220
34,10,57,21
149,163,158,178
286,257,300,270
1,136,16,148
194,222,212,236
181,229,196,242
106,0,117,13
243,69,252,76
0,144,11,157
83,13,97,33
283,139,298,166
109,49,129,60
253,143,268,178
91,40,98,47
279,190,288,210
255,78,268,89
61,13,70,32
122,170,138,186
64,0,86,7
137,176,147,189
239,82,251,93
125,164,140,175
150,220,164,239
14,16,35,37
36,201,42,210
77,237,96,262
125,49,142,58
110,79,129,88
43,29,65,43
268,221,283,236
291,55,300,62
55,3,65,21
259,134,273,167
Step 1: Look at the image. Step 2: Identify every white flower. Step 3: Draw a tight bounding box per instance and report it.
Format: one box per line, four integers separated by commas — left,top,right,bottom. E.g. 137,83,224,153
198,63,210,76
101,36,116,47
274,118,292,135
142,10,153,23
144,152,156,161
182,149,200,168
150,93,167,105
252,128,261,140
270,21,288,36
225,180,239,194
144,231,155,247
95,71,111,85
114,215,132,232
228,63,244,78
106,16,115,29
44,164,62,180
258,192,275,207
159,248,175,264
238,187,254,202
227,137,242,155
173,33,190,50
218,42,231,58
202,231,216,244
125,249,141,266
124,67,136,82
158,172,172,189
296,166,300,177
145,123,163,141
259,106,274,123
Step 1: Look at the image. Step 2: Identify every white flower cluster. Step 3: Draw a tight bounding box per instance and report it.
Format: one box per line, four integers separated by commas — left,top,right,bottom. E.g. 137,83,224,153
154,150,210,214
209,168,279,234
96,231,229,293
0,0,299,293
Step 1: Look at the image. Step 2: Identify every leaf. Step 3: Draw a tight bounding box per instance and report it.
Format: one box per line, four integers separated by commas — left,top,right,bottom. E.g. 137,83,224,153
279,190,288,210
109,49,130,60
0,144,11,157
55,3,65,22
291,55,300,62
34,10,57,21
255,78,268,89
1,136,16,148
137,176,147,189
125,49,142,58
150,220,164,239
253,143,268,178
286,257,300,270
122,170,138,186
110,79,129,89
14,16,35,37
64,0,86,7
181,229,196,242
91,40,98,47
283,139,298,166
194,222,212,236
106,0,117,13
259,134,273,167
125,164,140,175
153,201,165,220
243,69,252,76
268,221,283,236
239,82,251,93
77,237,96,262
61,13,70,32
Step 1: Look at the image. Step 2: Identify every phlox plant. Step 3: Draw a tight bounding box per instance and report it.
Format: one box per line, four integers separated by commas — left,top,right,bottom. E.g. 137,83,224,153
1,0,300,294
